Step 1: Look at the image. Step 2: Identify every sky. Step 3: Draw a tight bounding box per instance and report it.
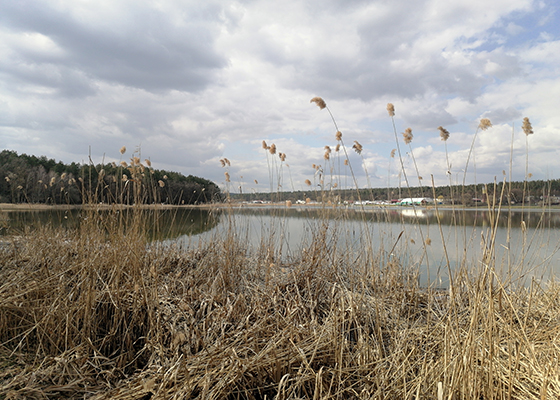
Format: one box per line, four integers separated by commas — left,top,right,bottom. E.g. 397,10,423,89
1,0,559,195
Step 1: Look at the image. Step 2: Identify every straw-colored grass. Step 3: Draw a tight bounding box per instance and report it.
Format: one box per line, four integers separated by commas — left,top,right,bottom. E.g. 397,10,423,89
1,105,559,399
1,204,560,399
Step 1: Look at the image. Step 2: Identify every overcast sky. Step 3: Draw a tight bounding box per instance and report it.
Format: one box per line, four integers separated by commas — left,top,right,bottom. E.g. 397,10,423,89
1,0,559,194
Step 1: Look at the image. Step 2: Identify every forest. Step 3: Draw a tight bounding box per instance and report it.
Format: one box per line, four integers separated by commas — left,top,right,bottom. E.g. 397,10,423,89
0,150,221,205
229,177,560,206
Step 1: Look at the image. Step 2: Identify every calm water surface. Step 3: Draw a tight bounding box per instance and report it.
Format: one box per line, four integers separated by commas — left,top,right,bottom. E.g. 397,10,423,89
3,205,559,286
185,205,560,286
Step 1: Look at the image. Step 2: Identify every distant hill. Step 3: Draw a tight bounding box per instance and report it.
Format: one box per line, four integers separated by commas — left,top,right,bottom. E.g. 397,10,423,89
0,150,221,205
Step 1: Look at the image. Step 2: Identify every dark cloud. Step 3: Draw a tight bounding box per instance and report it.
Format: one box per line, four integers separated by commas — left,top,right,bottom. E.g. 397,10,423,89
482,107,522,124
1,0,227,94
405,109,458,131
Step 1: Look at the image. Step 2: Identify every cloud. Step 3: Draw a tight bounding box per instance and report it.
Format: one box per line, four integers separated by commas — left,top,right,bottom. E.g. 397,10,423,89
0,0,558,191
1,0,227,93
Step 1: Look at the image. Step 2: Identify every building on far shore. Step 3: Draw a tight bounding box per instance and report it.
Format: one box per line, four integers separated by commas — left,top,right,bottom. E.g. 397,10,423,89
397,197,434,206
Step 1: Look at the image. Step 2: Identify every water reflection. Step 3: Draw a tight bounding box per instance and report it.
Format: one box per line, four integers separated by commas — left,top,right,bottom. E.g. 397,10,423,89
214,205,560,229
188,206,560,287
0,207,219,241
3,205,559,287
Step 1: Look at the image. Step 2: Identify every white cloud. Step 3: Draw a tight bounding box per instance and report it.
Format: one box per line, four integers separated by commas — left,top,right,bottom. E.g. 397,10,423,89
0,0,559,193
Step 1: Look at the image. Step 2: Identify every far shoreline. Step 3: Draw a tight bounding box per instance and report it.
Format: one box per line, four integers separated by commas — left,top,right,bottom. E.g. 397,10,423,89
2,202,560,212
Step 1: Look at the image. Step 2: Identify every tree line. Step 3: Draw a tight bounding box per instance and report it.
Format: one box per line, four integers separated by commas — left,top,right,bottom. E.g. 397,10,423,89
0,150,221,205
229,178,560,206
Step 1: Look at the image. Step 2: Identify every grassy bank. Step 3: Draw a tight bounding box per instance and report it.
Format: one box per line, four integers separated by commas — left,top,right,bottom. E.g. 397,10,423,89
2,102,560,399
1,203,559,399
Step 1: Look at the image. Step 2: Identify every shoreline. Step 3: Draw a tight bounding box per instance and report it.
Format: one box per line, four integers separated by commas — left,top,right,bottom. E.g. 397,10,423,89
2,201,559,212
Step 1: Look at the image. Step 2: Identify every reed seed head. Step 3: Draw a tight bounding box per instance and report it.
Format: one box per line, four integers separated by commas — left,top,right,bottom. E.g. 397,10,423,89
50,177,56,186
225,172,231,182
335,131,342,141
158,180,165,188
438,126,450,141
4,176,9,182
163,175,168,180
402,128,413,144
279,153,286,162
335,144,340,152
262,140,268,150
122,174,128,182
310,97,327,110
425,238,432,246
522,117,533,136
120,146,126,154
254,179,258,184
286,200,292,207
344,159,348,166
120,161,128,168
387,103,395,117
352,141,363,155
305,179,312,186
144,159,152,167
390,149,396,158
269,144,277,155
478,118,492,131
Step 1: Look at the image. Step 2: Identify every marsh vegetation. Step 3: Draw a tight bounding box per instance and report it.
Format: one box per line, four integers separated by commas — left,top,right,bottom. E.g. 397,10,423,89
1,101,559,399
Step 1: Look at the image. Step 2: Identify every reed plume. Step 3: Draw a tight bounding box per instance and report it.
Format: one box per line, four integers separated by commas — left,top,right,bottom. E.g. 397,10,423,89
310,96,327,110
522,117,533,135
402,128,413,144
438,126,450,141
387,103,395,117
352,141,363,155
479,118,492,131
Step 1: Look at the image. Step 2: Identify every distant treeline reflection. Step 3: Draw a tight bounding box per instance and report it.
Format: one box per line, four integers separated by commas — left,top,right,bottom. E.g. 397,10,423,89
0,208,219,240
227,206,560,229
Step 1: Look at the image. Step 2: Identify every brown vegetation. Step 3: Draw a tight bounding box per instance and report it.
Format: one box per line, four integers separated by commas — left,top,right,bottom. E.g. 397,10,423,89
1,203,559,399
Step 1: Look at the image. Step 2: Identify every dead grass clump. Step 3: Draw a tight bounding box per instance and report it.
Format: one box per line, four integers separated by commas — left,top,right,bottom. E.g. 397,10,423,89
1,214,559,399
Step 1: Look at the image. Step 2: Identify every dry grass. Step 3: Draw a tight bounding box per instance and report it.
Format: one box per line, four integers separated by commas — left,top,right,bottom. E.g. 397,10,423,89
1,203,560,399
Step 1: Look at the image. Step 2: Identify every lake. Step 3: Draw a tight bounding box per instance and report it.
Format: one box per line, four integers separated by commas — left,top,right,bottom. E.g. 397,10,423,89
2,204,559,287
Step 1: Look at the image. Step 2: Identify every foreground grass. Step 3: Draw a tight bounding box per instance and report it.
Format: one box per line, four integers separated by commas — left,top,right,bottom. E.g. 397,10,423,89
1,207,560,399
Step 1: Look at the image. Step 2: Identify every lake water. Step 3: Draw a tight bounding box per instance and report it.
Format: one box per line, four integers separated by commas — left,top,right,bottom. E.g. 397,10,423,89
2,205,559,287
